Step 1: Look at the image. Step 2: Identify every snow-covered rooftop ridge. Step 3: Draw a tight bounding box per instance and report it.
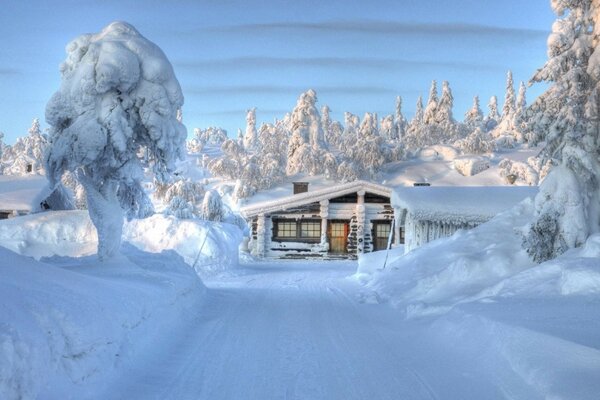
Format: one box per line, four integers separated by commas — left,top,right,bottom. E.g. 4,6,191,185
392,185,538,224
241,180,391,217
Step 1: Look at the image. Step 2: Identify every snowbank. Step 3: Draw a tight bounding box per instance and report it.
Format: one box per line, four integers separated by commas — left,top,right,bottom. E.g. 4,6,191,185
358,198,536,314
0,210,242,276
453,155,489,176
359,197,600,316
0,245,205,400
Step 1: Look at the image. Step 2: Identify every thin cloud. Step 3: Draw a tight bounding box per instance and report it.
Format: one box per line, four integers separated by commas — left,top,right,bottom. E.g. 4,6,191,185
175,56,499,72
186,85,398,96
195,20,546,38
0,68,21,76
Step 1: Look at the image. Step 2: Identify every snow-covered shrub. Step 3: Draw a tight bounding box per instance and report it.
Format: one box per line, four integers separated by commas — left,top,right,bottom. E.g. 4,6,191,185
498,159,539,186
44,22,186,260
201,189,224,222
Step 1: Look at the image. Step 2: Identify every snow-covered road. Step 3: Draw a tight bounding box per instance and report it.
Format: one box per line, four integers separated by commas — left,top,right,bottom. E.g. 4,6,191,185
99,260,600,400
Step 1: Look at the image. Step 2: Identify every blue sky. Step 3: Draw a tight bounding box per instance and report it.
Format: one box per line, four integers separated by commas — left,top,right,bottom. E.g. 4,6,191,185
0,0,555,144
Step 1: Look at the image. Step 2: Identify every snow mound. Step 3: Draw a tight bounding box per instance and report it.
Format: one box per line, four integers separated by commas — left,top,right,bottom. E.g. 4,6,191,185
453,155,489,176
0,245,205,400
418,145,459,161
358,199,536,314
0,211,242,276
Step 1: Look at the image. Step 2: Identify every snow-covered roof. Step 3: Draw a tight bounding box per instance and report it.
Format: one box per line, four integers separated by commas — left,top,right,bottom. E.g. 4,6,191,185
0,175,47,212
241,180,392,218
392,186,537,224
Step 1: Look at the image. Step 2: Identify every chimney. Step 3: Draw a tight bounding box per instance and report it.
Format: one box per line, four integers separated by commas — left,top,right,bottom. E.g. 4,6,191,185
293,182,309,194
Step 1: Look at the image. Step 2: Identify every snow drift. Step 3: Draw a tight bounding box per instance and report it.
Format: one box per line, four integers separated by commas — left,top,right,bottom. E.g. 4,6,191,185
0,245,205,400
0,210,242,276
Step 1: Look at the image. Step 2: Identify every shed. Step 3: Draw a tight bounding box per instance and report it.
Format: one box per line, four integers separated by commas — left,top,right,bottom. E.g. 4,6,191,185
392,186,538,253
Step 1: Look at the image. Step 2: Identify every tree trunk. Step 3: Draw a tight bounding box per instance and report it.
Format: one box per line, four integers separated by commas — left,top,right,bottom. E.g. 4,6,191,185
79,175,124,261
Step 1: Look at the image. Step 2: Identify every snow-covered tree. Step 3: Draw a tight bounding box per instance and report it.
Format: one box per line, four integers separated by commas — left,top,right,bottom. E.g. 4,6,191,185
243,108,258,150
516,81,527,118
394,96,407,140
380,114,397,141
44,22,186,260
340,112,387,180
484,96,500,132
523,0,600,262
201,189,225,222
209,139,247,180
286,90,334,176
502,70,516,120
423,80,438,125
464,96,484,130
4,118,48,175
455,127,494,154
436,81,454,124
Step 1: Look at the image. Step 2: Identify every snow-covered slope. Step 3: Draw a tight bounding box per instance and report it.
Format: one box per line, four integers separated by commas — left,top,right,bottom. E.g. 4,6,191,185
0,245,206,400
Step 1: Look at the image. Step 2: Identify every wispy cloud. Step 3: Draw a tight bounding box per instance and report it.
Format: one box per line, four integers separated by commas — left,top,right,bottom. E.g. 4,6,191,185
185,85,398,96
175,56,499,72
0,68,21,76
195,20,546,39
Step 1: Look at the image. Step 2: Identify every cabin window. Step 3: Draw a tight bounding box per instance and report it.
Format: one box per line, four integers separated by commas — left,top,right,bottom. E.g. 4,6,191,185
273,219,321,242
277,221,297,238
300,221,321,238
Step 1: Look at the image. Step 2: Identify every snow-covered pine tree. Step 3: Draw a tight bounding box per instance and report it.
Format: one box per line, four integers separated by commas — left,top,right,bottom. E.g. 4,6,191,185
523,0,600,262
286,90,334,176
395,96,407,140
484,95,500,131
243,108,258,150
423,80,438,125
436,81,454,125
464,96,484,130
44,22,186,260
502,70,516,120
380,115,397,141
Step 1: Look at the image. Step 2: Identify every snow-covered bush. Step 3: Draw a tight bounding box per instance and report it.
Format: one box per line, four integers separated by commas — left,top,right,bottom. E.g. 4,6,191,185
44,22,186,260
201,189,224,222
498,159,539,186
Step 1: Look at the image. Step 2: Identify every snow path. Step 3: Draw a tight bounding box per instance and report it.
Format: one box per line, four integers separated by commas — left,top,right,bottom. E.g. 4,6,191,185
99,260,565,400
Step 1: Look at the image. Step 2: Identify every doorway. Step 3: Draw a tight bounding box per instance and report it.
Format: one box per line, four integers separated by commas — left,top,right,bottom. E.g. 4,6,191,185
328,221,349,254
372,221,393,251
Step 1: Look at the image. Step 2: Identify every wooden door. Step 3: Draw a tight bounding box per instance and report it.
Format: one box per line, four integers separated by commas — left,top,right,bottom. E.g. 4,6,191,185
373,221,392,251
328,221,349,254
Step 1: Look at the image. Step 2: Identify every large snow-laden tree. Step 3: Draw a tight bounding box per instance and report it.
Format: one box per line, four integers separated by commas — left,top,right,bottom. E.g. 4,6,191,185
286,90,335,176
423,80,438,125
44,22,187,260
394,96,407,140
523,0,600,262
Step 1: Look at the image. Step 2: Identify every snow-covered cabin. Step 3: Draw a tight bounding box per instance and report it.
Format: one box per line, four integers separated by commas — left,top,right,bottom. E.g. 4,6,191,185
241,181,397,259
393,186,537,253
0,176,46,219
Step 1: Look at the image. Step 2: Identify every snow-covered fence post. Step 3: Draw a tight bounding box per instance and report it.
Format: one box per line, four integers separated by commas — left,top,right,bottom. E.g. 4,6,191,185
356,190,366,254
320,199,329,250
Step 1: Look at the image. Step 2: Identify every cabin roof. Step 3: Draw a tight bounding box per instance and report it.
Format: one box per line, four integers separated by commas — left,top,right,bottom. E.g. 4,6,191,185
241,180,391,218
392,186,537,224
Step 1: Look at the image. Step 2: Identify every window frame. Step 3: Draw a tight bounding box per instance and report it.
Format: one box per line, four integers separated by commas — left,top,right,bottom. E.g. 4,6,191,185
272,218,322,243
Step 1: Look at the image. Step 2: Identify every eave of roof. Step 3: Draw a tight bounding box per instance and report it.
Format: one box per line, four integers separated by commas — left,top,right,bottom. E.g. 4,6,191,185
241,180,391,218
